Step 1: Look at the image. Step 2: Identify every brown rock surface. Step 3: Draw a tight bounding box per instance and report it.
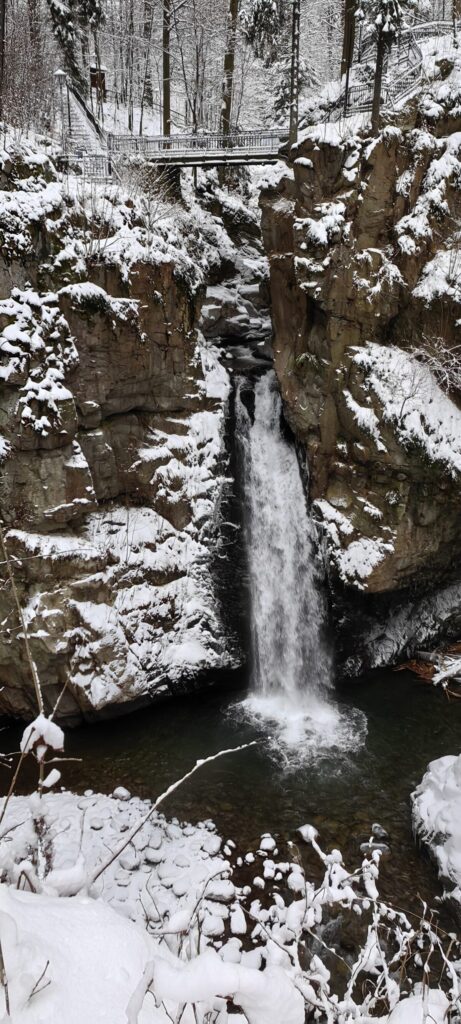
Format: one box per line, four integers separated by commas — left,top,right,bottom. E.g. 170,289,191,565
0,148,241,722
261,114,461,597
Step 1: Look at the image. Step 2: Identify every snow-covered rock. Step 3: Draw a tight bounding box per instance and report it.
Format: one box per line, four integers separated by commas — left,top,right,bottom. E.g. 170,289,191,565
0,885,154,1024
0,137,250,720
200,283,270,342
412,753,461,922
261,47,461,667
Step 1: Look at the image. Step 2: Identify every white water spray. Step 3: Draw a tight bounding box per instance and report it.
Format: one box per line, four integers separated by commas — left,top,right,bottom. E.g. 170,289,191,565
236,371,365,755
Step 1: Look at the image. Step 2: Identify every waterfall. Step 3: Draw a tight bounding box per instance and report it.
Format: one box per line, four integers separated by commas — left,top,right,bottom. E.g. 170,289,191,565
236,371,364,754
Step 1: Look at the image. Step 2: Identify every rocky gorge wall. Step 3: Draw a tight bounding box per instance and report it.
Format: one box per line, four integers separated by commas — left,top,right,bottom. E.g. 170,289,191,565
0,143,268,722
260,60,461,671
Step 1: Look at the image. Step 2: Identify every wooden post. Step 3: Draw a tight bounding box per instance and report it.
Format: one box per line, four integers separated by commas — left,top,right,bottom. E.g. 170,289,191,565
289,0,301,147
163,0,171,137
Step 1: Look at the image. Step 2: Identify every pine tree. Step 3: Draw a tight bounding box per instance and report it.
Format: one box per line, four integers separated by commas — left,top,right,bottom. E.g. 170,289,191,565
241,0,315,130
240,0,286,61
356,0,419,132
78,0,105,33
45,0,104,94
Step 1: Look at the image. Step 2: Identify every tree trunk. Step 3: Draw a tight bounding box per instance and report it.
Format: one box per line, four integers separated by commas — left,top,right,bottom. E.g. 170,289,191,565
453,0,461,42
221,0,238,135
127,0,135,133
289,0,301,146
163,0,171,136
143,0,153,108
371,27,385,135
0,0,6,120
341,0,356,78
27,0,40,52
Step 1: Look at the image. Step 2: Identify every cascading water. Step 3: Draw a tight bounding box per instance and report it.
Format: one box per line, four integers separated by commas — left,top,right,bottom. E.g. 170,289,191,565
236,370,366,756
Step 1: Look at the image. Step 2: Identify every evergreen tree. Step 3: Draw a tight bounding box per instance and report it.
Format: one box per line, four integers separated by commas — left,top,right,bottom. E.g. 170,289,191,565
241,0,316,127
45,0,104,93
78,0,105,33
240,0,286,61
356,0,419,132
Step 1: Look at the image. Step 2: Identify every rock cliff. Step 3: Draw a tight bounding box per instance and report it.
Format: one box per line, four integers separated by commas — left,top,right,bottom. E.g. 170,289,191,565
0,143,245,722
260,59,461,668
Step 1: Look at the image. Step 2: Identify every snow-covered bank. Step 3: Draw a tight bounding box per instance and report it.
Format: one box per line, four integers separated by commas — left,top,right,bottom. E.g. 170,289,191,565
1,786,460,1023
412,753,461,923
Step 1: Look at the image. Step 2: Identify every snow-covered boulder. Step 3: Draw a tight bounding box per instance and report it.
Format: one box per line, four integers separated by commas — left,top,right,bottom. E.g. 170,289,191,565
412,753,461,923
200,283,270,341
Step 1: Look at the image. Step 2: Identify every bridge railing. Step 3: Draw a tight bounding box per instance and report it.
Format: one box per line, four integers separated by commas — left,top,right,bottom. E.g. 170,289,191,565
359,18,456,64
328,24,425,121
107,129,286,157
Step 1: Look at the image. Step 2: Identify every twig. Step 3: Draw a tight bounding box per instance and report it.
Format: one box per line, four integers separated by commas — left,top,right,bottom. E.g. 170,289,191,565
28,961,50,1002
0,937,10,1017
0,732,34,829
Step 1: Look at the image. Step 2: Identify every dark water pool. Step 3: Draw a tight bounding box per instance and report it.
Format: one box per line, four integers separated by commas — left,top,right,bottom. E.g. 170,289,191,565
1,669,460,921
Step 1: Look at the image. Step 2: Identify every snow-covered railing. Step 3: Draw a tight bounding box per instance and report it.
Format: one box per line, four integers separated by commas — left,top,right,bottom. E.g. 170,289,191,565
359,18,458,63
328,27,424,121
71,152,112,179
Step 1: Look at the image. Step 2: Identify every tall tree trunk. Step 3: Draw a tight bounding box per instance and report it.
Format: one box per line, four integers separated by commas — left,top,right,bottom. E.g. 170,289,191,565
371,27,385,134
0,0,6,119
163,0,171,136
289,0,301,146
454,0,461,42
27,0,40,52
341,0,356,78
127,0,135,132
221,0,238,135
143,0,153,108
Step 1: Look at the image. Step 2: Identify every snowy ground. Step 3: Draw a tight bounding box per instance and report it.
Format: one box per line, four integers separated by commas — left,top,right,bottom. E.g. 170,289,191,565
0,777,459,1023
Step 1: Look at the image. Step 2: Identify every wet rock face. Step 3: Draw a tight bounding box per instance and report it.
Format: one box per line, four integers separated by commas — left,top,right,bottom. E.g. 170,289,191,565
0,156,241,722
260,119,461,608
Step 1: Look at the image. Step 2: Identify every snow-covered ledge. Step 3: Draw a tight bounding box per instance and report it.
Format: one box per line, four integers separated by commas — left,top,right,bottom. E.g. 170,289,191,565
412,753,461,923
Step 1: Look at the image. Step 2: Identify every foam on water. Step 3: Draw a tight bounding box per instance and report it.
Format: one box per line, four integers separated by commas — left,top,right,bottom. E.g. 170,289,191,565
236,371,367,759
233,694,367,767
